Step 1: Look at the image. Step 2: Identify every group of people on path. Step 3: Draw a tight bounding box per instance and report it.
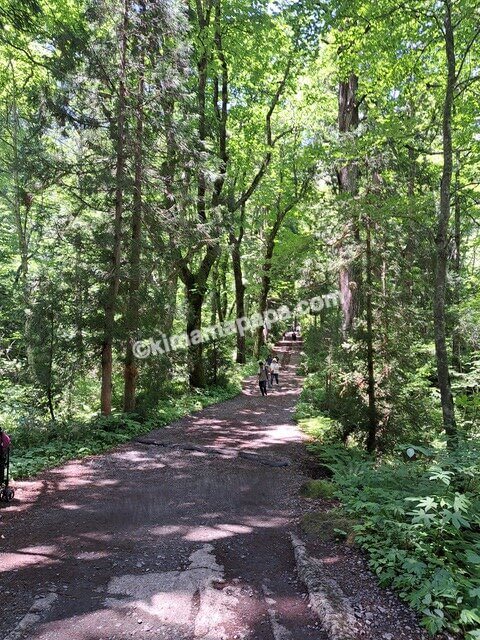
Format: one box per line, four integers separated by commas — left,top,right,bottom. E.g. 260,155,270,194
257,354,280,397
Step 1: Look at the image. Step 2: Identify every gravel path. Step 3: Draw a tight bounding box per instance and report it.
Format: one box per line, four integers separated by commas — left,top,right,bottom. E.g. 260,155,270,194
0,340,432,640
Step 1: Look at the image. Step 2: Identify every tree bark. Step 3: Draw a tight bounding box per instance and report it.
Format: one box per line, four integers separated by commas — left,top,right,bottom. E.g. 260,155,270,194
231,231,246,363
434,1,457,444
46,297,56,422
186,286,206,388
124,11,145,413
451,153,462,372
365,216,377,452
337,74,360,336
101,0,128,415
254,231,276,357
253,200,291,357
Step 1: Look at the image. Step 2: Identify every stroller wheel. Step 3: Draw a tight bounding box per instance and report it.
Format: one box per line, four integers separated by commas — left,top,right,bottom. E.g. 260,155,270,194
0,488,14,502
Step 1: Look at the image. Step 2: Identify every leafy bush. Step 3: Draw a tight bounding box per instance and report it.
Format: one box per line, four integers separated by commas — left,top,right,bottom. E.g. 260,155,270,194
315,440,480,638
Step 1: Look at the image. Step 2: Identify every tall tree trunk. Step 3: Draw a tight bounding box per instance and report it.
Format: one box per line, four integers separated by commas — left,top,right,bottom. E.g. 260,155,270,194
337,74,360,336
451,153,462,372
434,1,457,444
124,14,145,413
46,297,56,422
186,286,206,388
254,235,275,357
178,241,219,388
101,0,128,415
219,253,228,321
179,0,217,388
74,235,85,368
365,216,377,452
231,232,246,363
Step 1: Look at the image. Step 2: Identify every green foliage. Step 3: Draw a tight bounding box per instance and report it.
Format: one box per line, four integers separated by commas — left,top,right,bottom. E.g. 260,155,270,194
312,441,480,637
297,414,340,440
301,478,338,499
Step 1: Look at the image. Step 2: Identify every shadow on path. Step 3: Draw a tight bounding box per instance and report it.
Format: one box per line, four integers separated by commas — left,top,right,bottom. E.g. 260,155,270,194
1,340,328,640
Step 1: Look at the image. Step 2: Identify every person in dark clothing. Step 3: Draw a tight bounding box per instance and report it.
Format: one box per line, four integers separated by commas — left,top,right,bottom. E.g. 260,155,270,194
258,361,268,396
265,354,273,387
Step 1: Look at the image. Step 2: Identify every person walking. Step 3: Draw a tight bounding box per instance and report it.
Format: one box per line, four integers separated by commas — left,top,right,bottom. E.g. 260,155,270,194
258,361,269,396
270,357,280,386
265,354,273,387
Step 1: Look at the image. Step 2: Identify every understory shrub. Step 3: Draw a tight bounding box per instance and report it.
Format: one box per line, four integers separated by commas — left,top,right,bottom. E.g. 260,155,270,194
310,440,480,638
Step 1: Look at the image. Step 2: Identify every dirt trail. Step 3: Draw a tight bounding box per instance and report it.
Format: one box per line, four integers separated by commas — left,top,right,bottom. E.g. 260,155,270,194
0,340,432,640
0,340,327,640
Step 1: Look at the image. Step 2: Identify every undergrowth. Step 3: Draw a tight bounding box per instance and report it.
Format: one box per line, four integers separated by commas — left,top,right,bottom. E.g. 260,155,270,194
297,332,480,639
313,443,480,638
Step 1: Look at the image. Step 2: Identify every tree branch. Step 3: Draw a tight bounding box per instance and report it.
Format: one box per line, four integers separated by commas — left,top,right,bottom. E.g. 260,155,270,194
233,58,292,211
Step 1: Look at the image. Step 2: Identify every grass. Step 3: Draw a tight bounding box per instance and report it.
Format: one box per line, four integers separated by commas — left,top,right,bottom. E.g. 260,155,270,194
301,478,338,499
302,508,358,544
297,414,339,439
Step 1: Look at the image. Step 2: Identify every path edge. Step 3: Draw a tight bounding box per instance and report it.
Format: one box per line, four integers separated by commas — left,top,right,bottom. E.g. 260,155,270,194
290,532,359,640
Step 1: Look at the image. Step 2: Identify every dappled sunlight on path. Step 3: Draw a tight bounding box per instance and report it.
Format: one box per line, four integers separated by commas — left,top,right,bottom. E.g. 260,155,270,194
0,340,327,640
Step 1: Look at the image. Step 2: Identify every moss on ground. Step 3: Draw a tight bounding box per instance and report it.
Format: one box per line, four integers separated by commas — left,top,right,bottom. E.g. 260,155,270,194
302,508,358,545
300,478,338,499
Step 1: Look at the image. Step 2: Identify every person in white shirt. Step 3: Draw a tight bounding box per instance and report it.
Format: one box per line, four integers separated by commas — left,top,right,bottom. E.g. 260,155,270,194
270,357,280,385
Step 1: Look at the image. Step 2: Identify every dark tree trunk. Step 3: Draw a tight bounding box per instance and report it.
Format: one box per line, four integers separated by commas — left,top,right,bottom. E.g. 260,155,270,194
434,1,457,444
46,301,56,422
175,0,218,388
365,216,377,453
254,235,275,357
101,0,128,415
186,287,206,388
124,23,144,413
337,74,360,336
179,242,220,388
231,234,246,363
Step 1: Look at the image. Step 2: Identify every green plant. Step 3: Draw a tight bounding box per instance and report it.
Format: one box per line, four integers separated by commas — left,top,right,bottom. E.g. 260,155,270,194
320,441,480,637
301,478,338,499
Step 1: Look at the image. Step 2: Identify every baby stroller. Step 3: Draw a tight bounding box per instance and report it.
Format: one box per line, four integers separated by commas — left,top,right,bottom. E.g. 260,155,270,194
0,429,14,503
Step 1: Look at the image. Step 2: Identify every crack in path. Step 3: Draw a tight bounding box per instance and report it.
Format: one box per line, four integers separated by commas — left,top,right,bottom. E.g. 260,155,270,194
135,438,292,467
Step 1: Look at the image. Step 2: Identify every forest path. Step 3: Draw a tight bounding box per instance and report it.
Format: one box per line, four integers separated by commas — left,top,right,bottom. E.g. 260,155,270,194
0,339,328,640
